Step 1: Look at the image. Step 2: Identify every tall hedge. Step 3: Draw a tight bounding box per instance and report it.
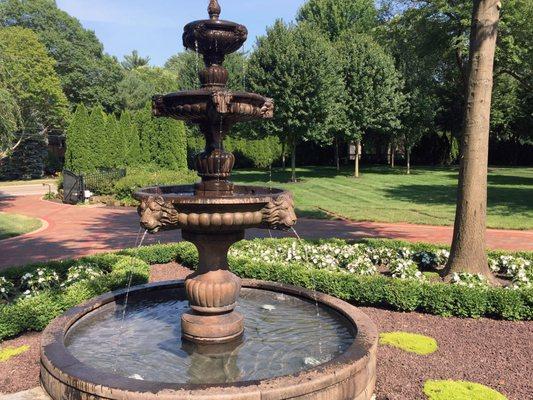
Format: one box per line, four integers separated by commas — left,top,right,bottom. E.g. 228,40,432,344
65,103,188,172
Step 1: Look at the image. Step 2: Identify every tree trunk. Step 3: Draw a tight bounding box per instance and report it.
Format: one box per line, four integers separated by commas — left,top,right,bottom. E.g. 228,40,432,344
406,148,411,175
291,140,297,182
391,145,395,168
387,143,392,165
354,140,360,178
334,135,340,172
444,0,500,280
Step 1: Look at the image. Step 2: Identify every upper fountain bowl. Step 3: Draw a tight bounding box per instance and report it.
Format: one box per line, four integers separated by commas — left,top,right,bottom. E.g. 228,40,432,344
183,19,247,65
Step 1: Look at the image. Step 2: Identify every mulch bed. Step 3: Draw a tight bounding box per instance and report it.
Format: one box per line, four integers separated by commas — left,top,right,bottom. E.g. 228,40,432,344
1,263,531,399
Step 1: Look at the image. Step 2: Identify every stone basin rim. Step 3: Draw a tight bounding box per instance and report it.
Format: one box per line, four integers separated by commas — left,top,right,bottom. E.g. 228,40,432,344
133,184,290,205
40,280,378,400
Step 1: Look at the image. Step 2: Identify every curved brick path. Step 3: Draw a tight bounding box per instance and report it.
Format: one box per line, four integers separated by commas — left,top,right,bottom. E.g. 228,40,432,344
1,195,532,270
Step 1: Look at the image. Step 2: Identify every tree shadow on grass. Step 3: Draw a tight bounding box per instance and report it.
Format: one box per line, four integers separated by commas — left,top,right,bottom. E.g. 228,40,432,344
383,184,533,215
442,172,533,187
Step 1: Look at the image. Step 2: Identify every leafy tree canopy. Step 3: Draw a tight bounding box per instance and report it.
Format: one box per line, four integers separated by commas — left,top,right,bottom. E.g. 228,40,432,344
248,20,344,179
0,0,124,112
165,51,248,92
297,0,378,41
336,32,404,142
121,50,151,70
0,26,69,132
118,67,179,111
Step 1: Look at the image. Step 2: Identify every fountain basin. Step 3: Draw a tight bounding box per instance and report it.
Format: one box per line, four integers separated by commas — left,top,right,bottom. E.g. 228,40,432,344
40,280,377,400
134,185,296,232
153,90,273,125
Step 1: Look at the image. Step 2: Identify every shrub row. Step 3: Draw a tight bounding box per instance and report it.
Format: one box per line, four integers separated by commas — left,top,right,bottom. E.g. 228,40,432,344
1,239,531,341
0,254,150,340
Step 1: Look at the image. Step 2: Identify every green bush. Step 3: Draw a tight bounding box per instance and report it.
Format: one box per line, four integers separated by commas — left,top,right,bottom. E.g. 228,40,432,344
113,167,197,201
0,239,531,341
0,254,150,340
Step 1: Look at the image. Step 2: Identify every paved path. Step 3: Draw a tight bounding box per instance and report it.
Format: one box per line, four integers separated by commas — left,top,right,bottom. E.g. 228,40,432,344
0,195,532,270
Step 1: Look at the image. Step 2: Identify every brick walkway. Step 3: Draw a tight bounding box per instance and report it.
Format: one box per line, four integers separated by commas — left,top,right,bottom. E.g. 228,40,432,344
1,195,532,270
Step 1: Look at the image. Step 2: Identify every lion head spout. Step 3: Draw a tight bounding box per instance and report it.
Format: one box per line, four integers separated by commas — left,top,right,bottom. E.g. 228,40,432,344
137,196,179,233
260,194,297,231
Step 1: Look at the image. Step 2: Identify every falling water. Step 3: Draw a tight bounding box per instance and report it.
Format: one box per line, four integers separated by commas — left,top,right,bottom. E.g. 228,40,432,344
194,40,200,78
113,228,148,372
134,226,143,247
217,116,224,183
290,227,324,358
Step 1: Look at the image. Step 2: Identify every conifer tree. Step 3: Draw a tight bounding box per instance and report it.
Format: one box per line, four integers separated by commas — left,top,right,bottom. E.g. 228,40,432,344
105,114,122,167
133,104,154,165
120,111,141,166
87,106,108,169
151,117,187,170
65,104,91,172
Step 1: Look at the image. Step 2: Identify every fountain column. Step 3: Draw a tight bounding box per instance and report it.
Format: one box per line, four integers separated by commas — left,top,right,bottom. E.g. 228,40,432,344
181,230,245,343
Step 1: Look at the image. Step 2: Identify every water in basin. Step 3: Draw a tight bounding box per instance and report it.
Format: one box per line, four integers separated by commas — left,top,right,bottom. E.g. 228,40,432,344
65,288,355,384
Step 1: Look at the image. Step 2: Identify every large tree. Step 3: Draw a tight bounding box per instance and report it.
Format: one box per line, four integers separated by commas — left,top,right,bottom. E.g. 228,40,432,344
0,86,21,160
248,21,343,182
297,0,378,41
0,0,124,112
121,50,151,70
336,32,405,177
444,0,501,280
0,26,68,165
117,67,179,111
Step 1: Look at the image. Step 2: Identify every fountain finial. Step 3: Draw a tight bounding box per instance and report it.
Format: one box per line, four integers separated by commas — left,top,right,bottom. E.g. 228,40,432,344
208,0,221,20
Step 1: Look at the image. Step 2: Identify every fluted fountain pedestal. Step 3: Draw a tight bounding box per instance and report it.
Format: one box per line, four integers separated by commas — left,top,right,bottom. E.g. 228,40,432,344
181,230,244,343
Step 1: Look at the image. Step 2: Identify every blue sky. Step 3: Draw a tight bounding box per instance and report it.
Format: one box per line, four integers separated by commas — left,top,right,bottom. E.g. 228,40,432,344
56,0,306,66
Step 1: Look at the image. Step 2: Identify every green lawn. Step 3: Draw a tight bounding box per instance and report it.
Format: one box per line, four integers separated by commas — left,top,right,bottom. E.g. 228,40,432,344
0,212,43,240
232,166,533,230
0,178,56,187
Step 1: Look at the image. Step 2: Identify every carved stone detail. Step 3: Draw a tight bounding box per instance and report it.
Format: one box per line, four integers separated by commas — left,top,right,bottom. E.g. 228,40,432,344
260,98,275,119
137,196,179,233
260,194,297,230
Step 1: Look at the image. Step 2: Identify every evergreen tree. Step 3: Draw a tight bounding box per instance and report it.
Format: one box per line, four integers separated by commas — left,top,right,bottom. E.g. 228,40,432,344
120,111,141,166
87,106,107,169
105,113,122,168
133,104,154,165
151,117,188,170
65,104,90,172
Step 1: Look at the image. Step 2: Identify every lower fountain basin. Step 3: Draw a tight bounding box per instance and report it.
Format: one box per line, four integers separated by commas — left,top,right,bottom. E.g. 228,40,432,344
41,280,378,400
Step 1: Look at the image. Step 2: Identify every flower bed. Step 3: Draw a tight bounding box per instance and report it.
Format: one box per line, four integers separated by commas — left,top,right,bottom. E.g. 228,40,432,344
0,239,532,341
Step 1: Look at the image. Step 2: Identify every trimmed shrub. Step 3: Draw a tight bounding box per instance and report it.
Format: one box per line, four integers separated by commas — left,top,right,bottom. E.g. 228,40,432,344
0,239,531,341
0,254,150,340
113,167,197,201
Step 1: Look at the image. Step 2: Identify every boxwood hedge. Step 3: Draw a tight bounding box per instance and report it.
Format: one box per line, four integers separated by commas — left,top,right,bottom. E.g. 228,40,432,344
0,239,531,341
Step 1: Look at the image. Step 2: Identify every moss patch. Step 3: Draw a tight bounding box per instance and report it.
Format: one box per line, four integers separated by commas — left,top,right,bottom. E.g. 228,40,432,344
424,380,507,400
0,345,30,362
379,331,438,355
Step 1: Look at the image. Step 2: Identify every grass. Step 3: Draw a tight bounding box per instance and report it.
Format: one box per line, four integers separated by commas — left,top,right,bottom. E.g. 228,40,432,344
0,212,42,240
379,332,438,355
424,380,507,400
232,166,533,230
0,178,56,187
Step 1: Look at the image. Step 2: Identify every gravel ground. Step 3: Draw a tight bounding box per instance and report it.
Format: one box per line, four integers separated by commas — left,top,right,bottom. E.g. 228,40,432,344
1,264,531,399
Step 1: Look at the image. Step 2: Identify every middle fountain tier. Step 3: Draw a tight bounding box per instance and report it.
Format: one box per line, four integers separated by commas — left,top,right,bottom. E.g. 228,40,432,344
135,0,296,345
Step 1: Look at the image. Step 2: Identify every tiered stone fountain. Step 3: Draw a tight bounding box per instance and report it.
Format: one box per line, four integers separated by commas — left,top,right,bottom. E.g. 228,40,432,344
40,2,378,399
